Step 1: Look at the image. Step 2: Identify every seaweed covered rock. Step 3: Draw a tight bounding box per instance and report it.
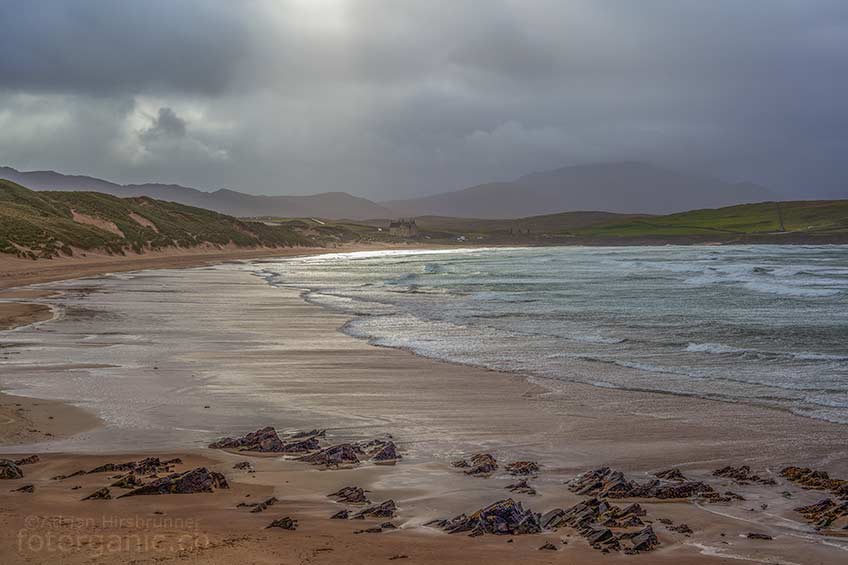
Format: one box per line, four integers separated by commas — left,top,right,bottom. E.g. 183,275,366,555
118,467,228,497
713,465,776,486
506,461,539,476
427,498,541,536
781,466,848,497
0,459,24,480
298,444,360,467
795,498,848,530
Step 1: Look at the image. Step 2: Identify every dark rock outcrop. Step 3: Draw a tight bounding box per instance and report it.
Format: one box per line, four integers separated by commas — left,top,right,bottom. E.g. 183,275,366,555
795,498,848,530
51,469,86,481
233,461,254,472
267,517,298,530
118,467,228,497
298,444,360,467
655,468,686,481
569,466,714,500
82,487,112,500
12,484,34,493
426,498,541,536
351,500,398,520
330,509,350,519
541,498,654,553
506,461,539,476
88,457,180,476
452,453,498,477
539,542,558,550
746,532,773,540
209,426,320,453
781,466,848,498
0,459,24,480
111,473,144,489
713,465,776,486
237,496,279,513
505,479,536,495
14,455,40,466
328,486,370,505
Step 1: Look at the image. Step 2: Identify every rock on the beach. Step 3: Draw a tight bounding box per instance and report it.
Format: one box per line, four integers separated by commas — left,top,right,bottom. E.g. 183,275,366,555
366,440,402,463
506,461,539,476
209,426,321,453
541,498,653,552
781,466,848,497
111,473,144,489
12,484,35,493
794,498,848,530
569,466,714,499
238,496,279,513
539,542,558,550
746,532,773,540
233,461,254,472
328,486,371,505
51,469,86,481
118,467,228,497
351,500,398,520
428,498,541,536
455,453,498,476
505,479,536,495
88,457,180,476
330,509,350,519
267,517,298,530
0,459,24,480
655,468,687,481
713,465,776,486
298,444,361,467
82,487,112,500
14,455,40,466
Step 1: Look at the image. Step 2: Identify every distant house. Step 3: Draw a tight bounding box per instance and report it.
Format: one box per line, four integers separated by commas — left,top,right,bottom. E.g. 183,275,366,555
388,219,419,237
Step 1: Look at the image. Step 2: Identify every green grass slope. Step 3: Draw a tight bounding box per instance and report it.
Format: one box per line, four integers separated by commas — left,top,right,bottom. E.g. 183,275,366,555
0,179,312,259
572,200,848,241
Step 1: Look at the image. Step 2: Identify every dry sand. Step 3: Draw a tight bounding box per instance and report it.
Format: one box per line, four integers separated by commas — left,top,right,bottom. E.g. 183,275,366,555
0,253,846,563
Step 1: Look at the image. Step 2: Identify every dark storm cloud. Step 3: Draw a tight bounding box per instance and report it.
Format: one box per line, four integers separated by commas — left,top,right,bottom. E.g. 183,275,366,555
1,0,847,199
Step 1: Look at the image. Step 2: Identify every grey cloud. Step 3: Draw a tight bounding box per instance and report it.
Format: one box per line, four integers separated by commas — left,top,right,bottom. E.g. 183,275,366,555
1,0,847,199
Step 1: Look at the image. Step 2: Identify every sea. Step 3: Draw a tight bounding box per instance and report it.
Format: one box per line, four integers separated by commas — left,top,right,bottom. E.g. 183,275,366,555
255,245,848,425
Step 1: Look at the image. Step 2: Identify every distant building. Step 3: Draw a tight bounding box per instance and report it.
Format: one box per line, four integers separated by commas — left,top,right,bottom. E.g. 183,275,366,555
388,219,419,237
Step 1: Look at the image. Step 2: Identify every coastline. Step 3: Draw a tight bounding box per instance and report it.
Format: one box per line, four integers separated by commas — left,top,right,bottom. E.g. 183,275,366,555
1,252,847,563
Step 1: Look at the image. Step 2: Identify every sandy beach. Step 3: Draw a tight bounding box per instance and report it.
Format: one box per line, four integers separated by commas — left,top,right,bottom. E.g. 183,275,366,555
1,254,847,563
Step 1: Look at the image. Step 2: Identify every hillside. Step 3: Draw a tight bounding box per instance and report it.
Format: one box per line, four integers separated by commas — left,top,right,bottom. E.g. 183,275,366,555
0,179,318,259
0,166,390,220
383,162,773,218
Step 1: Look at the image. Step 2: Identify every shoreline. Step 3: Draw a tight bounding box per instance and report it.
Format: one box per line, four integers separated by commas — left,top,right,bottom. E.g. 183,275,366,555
1,252,847,563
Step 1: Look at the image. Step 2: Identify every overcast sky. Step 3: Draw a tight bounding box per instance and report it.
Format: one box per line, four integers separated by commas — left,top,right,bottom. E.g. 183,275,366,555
1,0,846,199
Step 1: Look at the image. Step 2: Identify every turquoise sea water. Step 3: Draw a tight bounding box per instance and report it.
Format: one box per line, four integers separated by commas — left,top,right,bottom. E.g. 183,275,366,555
257,246,848,424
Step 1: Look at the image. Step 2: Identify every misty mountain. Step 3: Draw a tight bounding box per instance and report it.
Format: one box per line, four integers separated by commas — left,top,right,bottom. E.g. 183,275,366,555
0,166,390,220
382,162,774,218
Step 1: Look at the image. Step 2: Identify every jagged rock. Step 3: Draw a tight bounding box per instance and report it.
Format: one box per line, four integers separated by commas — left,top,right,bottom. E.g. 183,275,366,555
782,466,848,497
539,542,557,550
14,455,40,466
0,459,24,479
328,486,370,505
290,429,326,438
111,473,144,489
233,461,254,472
746,532,773,540
82,487,112,500
625,525,659,552
540,499,652,552
463,453,498,476
368,441,401,463
669,523,693,535
243,496,279,513
51,469,86,481
12,484,34,493
506,461,540,476
298,444,360,467
330,509,349,519
429,498,541,536
713,465,776,486
380,521,397,530
795,498,848,529
267,517,298,530
351,500,398,520
88,457,179,476
118,467,228,497
505,479,536,495
569,467,713,499
210,426,321,453
655,468,686,481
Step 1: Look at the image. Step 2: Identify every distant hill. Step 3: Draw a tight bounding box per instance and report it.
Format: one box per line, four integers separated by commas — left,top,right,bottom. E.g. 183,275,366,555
383,162,774,218
0,166,390,220
0,179,315,259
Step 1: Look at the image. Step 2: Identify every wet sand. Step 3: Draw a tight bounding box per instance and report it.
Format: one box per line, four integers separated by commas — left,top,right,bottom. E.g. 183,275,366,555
1,262,847,563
